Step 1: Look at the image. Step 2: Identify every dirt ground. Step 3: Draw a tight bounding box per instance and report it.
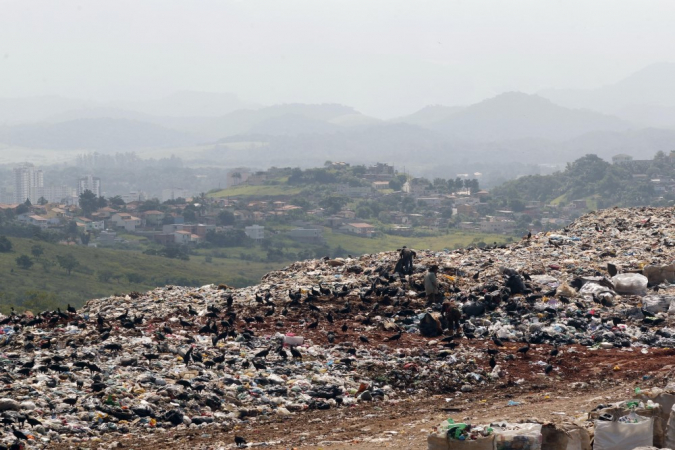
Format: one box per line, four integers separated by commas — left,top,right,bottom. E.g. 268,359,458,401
51,343,675,450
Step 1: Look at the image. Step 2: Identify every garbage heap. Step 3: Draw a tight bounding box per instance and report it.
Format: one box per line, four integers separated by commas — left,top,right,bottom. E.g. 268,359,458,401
2,206,675,447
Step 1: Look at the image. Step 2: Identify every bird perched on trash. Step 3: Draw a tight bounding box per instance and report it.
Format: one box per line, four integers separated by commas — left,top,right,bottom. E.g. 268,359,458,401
254,347,270,359
489,355,496,369
67,303,77,314
517,343,531,357
384,331,402,342
234,435,247,447
290,347,302,359
549,345,559,358
359,335,369,343
492,336,504,347
341,323,348,333
11,426,27,441
545,364,553,375
487,348,499,356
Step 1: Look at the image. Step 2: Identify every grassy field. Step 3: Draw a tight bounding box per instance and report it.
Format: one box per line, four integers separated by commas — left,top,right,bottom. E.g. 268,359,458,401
0,237,277,313
322,228,512,255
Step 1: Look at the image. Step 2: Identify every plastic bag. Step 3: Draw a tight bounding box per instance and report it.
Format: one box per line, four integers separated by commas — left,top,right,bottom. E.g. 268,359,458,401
641,295,675,313
611,273,648,296
493,423,542,450
594,415,653,450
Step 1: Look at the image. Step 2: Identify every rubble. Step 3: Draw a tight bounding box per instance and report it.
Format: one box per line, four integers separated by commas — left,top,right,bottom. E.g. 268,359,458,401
3,206,675,447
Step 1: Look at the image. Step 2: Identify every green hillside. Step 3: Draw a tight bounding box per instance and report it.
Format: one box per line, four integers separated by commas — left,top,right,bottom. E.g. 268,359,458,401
0,237,275,314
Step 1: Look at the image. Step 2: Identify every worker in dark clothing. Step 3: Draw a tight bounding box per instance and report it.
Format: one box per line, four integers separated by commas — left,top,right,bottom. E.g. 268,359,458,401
398,246,416,275
424,264,442,305
442,300,462,335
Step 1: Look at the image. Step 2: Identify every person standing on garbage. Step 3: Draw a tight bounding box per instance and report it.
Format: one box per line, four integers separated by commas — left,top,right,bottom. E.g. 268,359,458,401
398,246,416,275
442,299,462,335
424,264,442,305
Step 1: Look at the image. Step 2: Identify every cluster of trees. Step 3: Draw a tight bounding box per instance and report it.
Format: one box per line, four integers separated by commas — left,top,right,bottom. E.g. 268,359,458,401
78,190,126,217
12,243,80,275
287,165,369,187
491,154,658,208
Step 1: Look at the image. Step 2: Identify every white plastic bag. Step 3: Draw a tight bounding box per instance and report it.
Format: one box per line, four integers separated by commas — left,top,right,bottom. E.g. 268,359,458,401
494,423,542,450
594,415,653,450
611,273,648,296
641,295,674,313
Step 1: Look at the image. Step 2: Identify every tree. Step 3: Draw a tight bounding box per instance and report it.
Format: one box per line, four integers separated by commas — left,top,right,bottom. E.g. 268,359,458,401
319,196,347,215
183,204,197,223
217,210,235,226
98,270,114,282
15,255,33,270
31,244,44,259
109,196,125,208
37,196,48,205
389,179,403,191
56,254,79,275
0,236,12,253
15,203,29,215
79,189,99,217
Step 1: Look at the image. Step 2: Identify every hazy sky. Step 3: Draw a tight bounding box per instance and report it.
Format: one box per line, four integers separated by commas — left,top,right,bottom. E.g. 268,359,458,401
2,0,675,118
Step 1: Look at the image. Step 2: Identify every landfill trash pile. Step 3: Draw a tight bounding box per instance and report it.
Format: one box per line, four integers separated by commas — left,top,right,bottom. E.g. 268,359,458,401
2,206,675,447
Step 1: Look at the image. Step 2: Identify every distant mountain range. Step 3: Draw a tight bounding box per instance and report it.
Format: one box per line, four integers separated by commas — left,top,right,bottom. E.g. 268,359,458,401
416,92,631,141
0,63,674,161
539,62,675,127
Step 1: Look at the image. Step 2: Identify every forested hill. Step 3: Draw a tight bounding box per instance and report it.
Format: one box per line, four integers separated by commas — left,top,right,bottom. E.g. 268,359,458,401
490,153,669,209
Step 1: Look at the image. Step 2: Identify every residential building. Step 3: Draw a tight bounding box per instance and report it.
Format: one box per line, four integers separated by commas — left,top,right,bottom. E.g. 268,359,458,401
335,184,371,198
479,218,516,233
75,217,105,231
456,204,476,216
364,163,395,181
27,215,49,229
341,222,376,237
142,210,166,226
371,181,390,190
174,230,194,245
77,175,101,197
14,164,43,204
244,224,265,241
110,213,142,231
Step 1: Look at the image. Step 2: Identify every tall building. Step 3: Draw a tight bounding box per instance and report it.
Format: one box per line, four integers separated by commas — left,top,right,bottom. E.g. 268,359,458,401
78,175,101,197
43,186,77,204
13,164,43,204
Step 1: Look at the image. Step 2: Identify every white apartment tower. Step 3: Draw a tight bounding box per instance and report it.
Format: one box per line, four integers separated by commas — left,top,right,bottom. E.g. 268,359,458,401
14,164,44,204
78,175,101,197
